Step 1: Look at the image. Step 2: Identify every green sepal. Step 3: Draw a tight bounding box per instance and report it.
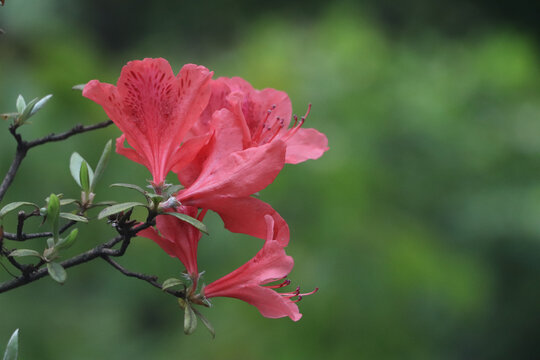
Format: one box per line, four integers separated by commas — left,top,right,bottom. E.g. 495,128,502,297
47,262,67,284
3,328,19,360
0,201,39,218
192,307,216,339
72,84,86,91
179,299,198,335
90,140,112,191
163,212,208,235
97,202,147,220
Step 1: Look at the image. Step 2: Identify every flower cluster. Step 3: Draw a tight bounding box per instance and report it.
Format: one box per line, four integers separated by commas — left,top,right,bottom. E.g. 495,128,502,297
83,58,328,322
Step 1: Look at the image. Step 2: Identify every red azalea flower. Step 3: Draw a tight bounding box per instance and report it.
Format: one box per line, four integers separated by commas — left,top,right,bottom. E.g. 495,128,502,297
202,215,317,321
193,77,329,164
137,206,203,285
83,58,213,188
175,108,289,243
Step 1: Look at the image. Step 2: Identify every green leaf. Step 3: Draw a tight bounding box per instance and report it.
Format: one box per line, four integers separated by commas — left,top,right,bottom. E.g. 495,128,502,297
0,201,39,218
47,262,67,284
18,97,38,123
70,152,94,188
110,183,147,195
59,198,77,206
3,328,19,360
0,113,19,121
9,249,41,258
164,184,184,197
79,161,90,193
30,94,53,116
57,228,78,250
182,301,197,335
90,140,112,191
97,202,147,220
88,201,116,208
16,95,25,113
163,212,208,235
162,278,184,291
192,307,216,339
47,194,60,238
59,213,88,223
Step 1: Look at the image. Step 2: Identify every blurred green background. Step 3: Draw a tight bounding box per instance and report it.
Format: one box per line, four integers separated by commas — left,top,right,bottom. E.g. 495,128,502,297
2,0,540,358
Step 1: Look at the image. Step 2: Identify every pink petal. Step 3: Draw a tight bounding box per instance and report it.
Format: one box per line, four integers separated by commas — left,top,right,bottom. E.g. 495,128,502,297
207,284,301,321
83,80,123,125
85,58,213,185
175,108,244,187
190,77,232,138
204,224,300,321
179,139,286,201
186,196,289,244
137,207,201,278
285,127,329,164
115,135,149,169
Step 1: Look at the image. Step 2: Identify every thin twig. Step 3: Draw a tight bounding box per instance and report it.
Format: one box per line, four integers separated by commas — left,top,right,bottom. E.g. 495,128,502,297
26,120,113,148
101,256,184,297
0,221,154,294
0,120,112,203
3,220,77,241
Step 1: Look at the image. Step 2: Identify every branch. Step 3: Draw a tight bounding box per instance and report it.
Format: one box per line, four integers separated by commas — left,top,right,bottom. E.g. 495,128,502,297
26,119,113,148
0,220,155,294
3,220,76,241
0,119,113,203
0,139,27,203
101,256,184,298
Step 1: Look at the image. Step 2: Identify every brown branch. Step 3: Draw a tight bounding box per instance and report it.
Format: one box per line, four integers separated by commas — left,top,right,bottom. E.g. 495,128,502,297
0,119,113,203
0,220,157,294
3,220,77,242
26,119,113,148
101,256,184,298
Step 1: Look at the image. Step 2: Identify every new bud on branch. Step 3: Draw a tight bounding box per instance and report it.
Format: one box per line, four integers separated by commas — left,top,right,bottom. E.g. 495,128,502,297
81,58,328,331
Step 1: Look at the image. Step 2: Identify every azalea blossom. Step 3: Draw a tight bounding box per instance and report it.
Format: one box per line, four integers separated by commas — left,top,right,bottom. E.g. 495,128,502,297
175,107,290,243
202,215,317,321
83,58,213,188
137,205,204,288
192,76,329,164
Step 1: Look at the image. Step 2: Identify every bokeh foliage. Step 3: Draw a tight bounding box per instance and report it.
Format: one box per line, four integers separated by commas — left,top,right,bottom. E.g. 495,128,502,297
2,1,540,359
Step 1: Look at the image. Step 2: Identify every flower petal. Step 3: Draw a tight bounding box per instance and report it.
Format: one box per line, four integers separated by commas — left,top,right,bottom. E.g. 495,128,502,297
179,139,286,201
138,207,201,277
115,135,149,169
208,283,302,321
284,128,329,164
85,58,213,185
187,196,289,244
